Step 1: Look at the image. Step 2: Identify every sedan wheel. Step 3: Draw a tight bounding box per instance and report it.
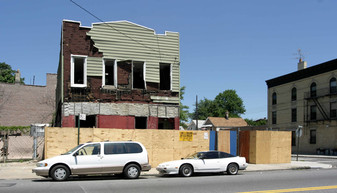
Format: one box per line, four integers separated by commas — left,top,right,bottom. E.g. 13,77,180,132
50,165,70,181
124,164,140,179
227,163,239,175
180,164,193,177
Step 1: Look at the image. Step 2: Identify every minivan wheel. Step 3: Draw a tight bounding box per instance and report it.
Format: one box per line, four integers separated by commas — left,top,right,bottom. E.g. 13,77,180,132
124,164,140,179
50,165,70,181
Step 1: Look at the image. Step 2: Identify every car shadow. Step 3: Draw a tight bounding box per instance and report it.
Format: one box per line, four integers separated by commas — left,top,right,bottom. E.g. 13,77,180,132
157,172,244,178
32,174,149,182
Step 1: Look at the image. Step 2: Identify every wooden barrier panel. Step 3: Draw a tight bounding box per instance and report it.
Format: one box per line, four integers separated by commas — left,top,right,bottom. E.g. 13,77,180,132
249,130,291,164
44,127,209,167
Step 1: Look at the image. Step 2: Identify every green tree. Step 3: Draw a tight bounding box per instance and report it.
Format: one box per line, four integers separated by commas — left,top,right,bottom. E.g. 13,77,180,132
213,89,245,118
190,89,246,120
179,86,189,128
0,62,24,83
245,118,267,126
190,98,215,120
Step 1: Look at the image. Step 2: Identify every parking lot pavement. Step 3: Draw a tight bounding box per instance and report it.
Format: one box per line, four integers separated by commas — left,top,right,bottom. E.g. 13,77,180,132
0,156,333,180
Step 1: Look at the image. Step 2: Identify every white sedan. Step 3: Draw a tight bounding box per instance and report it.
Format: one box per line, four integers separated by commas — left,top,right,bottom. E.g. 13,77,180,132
156,151,248,177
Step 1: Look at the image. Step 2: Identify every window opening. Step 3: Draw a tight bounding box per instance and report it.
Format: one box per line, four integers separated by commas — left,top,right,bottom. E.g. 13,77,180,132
158,118,174,129
330,78,336,94
291,108,297,122
330,102,337,118
272,92,277,105
310,105,317,120
135,117,147,129
76,143,100,156
133,61,145,89
310,130,316,144
104,143,126,154
160,63,171,90
310,82,316,98
71,55,87,87
75,115,96,128
291,87,297,101
272,111,277,124
104,59,115,86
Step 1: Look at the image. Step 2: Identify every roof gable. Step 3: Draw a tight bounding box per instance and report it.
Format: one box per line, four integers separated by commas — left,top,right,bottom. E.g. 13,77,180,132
205,117,247,128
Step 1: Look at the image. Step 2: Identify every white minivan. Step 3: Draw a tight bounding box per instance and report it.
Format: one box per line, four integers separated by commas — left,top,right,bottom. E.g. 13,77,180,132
33,141,151,181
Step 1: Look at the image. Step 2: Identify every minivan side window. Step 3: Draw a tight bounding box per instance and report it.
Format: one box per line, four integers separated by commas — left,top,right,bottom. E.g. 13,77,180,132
125,143,143,153
76,143,100,156
104,143,126,154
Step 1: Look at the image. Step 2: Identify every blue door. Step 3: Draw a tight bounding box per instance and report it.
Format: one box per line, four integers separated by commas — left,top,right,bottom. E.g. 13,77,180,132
209,131,216,150
230,130,237,156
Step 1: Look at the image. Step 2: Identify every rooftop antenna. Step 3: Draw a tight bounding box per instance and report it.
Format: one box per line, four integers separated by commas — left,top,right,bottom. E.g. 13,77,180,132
296,49,305,62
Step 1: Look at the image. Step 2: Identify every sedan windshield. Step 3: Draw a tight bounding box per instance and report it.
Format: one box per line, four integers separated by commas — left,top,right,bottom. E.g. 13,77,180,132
62,144,83,155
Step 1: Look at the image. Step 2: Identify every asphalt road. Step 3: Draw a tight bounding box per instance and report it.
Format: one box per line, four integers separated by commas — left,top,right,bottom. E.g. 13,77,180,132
1,169,337,193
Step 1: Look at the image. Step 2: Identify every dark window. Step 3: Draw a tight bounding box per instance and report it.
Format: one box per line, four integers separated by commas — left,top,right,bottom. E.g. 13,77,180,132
75,115,96,128
310,105,317,120
158,118,174,129
135,117,147,129
74,57,85,84
272,92,277,105
310,82,316,98
310,130,316,144
291,87,297,101
104,143,126,155
330,102,337,118
104,59,115,86
133,61,145,89
205,152,220,159
291,131,296,146
330,78,337,94
219,152,235,158
125,143,143,153
272,111,277,124
160,63,171,90
291,108,297,122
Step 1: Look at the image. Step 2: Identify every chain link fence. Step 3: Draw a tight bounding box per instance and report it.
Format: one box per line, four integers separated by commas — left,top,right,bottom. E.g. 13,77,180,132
1,130,44,163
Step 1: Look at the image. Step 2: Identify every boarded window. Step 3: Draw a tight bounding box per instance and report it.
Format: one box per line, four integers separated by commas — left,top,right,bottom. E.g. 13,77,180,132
160,63,171,90
310,105,317,120
272,111,277,124
133,61,145,89
135,117,147,129
310,130,316,144
291,108,297,122
330,102,337,118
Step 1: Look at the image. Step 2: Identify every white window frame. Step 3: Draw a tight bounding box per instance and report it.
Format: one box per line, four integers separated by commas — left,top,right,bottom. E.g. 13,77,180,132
71,54,87,87
131,61,146,89
102,58,117,88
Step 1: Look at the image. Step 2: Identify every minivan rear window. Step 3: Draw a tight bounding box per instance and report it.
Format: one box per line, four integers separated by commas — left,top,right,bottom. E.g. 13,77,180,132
125,143,143,153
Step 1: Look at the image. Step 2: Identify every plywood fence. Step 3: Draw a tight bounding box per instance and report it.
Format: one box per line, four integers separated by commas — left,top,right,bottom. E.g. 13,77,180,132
45,127,209,167
249,130,291,164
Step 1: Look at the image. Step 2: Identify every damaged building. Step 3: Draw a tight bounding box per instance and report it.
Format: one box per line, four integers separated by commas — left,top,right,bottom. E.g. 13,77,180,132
54,20,180,129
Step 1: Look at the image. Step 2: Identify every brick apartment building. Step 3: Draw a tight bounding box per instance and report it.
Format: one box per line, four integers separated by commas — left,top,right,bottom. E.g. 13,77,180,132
0,73,56,126
54,20,180,129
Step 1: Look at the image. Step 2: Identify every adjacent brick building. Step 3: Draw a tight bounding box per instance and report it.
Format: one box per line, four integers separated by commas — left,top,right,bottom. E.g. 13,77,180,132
54,20,180,129
0,73,57,126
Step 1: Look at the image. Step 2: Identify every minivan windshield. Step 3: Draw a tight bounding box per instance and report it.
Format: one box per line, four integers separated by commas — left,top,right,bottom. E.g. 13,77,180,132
62,144,83,155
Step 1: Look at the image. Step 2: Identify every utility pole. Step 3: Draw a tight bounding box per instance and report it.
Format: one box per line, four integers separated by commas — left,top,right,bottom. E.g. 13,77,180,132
196,95,198,130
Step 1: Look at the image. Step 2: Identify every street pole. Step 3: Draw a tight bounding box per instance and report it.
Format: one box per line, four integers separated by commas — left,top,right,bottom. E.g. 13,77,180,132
77,114,80,145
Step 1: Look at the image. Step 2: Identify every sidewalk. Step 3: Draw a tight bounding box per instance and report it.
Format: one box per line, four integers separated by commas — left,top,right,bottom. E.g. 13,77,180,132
0,158,333,180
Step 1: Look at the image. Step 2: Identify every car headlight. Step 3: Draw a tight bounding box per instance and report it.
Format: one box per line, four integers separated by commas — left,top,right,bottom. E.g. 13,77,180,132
36,162,48,167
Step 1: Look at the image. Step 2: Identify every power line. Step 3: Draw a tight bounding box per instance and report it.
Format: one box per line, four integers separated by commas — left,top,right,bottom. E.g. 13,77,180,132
69,0,179,61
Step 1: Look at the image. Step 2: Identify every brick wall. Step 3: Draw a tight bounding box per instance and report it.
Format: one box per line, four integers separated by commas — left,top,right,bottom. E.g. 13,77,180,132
0,74,57,126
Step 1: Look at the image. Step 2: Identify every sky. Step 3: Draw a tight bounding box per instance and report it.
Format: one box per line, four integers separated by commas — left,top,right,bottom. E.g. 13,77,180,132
1,0,337,120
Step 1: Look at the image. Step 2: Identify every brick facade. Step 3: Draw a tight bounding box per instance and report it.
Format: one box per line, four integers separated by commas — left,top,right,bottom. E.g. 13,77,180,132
56,20,180,129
